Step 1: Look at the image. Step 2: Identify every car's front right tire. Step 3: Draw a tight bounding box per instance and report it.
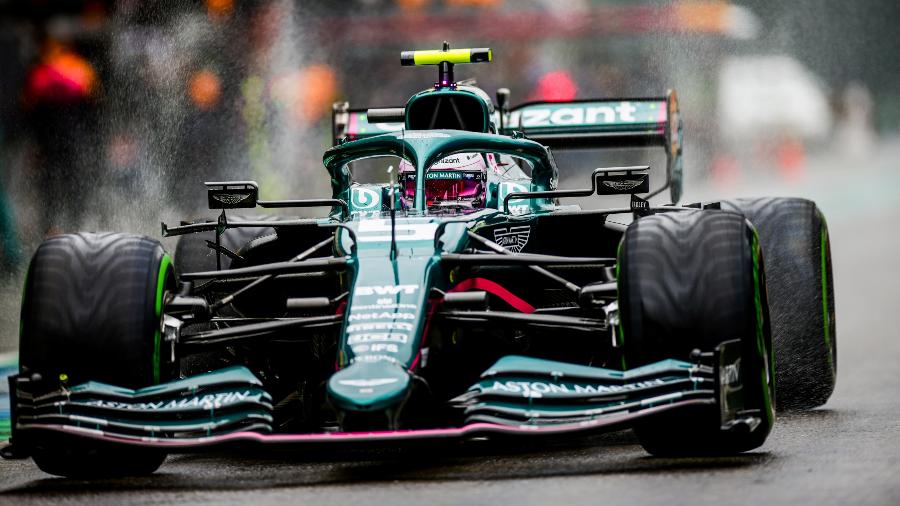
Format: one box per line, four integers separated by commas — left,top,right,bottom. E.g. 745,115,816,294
618,210,775,456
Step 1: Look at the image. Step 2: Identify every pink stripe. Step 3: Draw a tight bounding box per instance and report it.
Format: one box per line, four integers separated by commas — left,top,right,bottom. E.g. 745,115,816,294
448,278,535,314
409,297,441,371
23,399,711,449
348,112,359,137
656,100,668,124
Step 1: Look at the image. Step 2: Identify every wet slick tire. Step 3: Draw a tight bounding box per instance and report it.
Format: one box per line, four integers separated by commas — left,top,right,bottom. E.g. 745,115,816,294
721,197,836,411
618,210,775,456
18,233,175,477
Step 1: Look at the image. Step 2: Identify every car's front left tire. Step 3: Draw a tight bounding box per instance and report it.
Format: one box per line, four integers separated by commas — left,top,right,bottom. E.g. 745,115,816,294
18,232,175,477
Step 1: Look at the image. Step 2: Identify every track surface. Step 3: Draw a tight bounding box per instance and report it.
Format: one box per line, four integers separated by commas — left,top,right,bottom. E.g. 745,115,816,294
1,146,899,505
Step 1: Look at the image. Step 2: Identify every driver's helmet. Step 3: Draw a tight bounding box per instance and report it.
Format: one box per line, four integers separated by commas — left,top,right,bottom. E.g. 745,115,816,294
399,152,488,210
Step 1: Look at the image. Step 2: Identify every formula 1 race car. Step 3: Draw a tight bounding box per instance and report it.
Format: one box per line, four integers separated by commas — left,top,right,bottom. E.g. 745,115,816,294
3,45,836,478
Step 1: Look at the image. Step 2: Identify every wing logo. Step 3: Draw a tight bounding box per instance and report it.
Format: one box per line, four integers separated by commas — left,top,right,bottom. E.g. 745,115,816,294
602,179,645,192
493,226,531,253
212,193,252,205
513,102,639,128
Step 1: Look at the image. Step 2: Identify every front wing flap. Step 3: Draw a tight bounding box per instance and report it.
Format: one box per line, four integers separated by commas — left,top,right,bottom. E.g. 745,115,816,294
12,366,273,441
8,341,751,451
452,356,714,426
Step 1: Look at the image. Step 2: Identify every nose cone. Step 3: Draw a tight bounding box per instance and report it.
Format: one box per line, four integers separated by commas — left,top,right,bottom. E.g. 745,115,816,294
327,361,412,412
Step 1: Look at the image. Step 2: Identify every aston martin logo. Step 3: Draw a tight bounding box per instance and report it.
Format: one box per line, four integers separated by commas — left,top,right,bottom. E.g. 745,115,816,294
493,225,531,253
602,179,645,192
212,193,252,205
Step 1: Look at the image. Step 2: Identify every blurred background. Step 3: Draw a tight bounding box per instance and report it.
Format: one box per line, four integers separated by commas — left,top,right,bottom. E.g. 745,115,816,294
0,0,898,355
2,1,900,496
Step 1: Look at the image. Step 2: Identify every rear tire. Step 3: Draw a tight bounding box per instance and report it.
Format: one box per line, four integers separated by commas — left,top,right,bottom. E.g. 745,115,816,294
19,232,175,477
618,210,775,456
722,197,836,411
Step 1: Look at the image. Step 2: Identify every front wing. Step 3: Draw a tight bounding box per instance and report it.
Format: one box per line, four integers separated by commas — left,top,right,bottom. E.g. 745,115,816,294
7,341,753,452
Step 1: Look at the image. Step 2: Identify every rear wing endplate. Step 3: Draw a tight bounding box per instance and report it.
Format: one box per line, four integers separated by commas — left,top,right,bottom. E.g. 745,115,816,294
332,103,403,146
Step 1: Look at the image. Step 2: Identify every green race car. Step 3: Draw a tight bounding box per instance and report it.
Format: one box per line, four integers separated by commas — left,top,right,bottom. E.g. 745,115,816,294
3,45,836,478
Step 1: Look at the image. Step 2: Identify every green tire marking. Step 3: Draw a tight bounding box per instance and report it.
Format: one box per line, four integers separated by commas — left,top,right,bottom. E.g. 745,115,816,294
152,254,172,384
615,238,626,370
0,419,10,441
751,230,774,422
820,222,834,372
155,255,171,317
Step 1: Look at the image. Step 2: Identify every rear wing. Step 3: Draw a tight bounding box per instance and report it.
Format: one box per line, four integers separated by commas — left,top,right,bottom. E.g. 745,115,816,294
500,95,670,148
501,91,683,201
333,94,679,148
331,90,683,202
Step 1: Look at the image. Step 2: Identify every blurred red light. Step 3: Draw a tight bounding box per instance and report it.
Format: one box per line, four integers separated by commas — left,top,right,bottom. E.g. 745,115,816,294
533,70,577,102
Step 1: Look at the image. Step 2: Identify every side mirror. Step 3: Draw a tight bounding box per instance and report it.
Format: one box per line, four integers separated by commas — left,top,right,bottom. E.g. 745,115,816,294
205,181,259,209
594,167,650,195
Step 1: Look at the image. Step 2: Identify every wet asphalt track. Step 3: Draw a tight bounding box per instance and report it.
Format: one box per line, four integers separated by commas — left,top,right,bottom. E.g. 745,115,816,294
1,147,899,505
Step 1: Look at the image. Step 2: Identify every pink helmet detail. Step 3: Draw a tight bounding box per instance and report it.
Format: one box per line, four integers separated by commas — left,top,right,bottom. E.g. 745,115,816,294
400,153,488,209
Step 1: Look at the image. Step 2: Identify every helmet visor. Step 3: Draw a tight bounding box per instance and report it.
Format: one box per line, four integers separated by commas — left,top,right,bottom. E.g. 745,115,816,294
401,170,485,208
